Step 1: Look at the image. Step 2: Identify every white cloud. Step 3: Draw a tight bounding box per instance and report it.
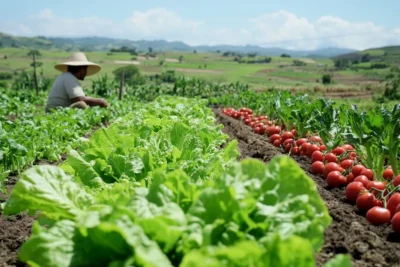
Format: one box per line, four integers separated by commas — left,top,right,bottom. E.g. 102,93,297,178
0,8,399,50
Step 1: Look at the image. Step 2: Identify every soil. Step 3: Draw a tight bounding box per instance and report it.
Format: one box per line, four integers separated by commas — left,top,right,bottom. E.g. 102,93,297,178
0,123,106,267
213,108,400,267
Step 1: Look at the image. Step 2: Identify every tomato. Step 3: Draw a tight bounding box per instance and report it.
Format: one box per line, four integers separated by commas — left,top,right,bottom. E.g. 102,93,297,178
273,139,282,147
387,193,400,218
323,162,342,178
296,138,307,147
306,144,320,157
373,198,384,207
366,181,386,196
391,212,400,233
311,151,324,163
360,169,374,181
383,168,394,180
291,146,300,155
340,159,354,170
244,118,252,125
284,143,292,153
351,165,366,177
266,126,281,136
345,181,365,203
394,175,400,187
309,135,323,144
254,127,262,134
332,147,346,156
301,143,310,154
326,171,347,187
342,144,355,151
366,207,391,225
356,192,376,211
283,138,294,147
281,131,294,141
249,121,256,127
347,173,355,183
311,161,325,175
270,134,281,143
324,153,338,163
291,129,297,136
354,175,370,187
319,145,327,152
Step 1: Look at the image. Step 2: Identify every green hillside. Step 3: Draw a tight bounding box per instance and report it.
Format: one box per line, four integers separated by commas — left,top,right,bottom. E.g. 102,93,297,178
335,46,400,64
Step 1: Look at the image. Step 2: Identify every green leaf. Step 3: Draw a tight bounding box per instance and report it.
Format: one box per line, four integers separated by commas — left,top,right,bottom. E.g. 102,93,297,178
3,165,93,220
322,254,352,267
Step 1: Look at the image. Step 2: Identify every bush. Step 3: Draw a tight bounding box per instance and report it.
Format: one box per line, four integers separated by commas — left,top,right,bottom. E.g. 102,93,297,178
113,65,146,87
281,53,291,58
0,72,12,80
371,63,389,69
381,67,400,100
293,60,306,66
322,74,332,85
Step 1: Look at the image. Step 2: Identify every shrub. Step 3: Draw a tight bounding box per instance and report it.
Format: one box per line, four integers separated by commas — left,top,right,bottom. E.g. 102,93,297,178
113,65,146,87
322,74,332,85
0,72,12,80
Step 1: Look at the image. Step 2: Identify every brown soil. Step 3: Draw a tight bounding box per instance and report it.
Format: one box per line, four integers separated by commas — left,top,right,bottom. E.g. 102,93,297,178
0,123,106,267
213,108,400,267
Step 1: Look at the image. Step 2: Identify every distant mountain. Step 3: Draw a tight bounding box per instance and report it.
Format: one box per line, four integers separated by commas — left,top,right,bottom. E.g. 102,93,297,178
0,32,357,58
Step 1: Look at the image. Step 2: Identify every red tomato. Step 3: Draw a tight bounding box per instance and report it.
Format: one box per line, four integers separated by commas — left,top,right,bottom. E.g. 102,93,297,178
281,131,294,141
301,143,310,154
366,181,386,196
383,168,394,180
340,159,354,170
332,147,346,155
283,138,294,147
387,193,400,218
392,212,400,233
352,165,366,177
270,134,281,143
311,151,324,163
273,139,282,147
394,175,400,187
326,171,347,187
323,163,342,178
266,126,281,136
325,153,338,163
366,207,391,225
296,138,307,147
360,169,374,181
311,161,325,175
342,144,355,151
354,175,370,187
291,146,300,155
319,145,327,152
291,129,297,136
347,173,355,183
356,192,376,211
345,182,365,203
306,144,320,157
309,135,323,144
373,199,384,207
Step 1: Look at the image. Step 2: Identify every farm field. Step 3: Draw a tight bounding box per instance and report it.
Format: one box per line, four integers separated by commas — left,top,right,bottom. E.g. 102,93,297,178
0,46,391,96
0,74,399,266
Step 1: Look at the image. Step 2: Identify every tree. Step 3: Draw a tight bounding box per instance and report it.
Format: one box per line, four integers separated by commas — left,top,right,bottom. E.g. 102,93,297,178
113,65,145,87
148,47,153,53
381,67,400,100
193,50,197,53
0,41,3,48
28,50,42,96
322,74,332,85
179,55,184,63
281,53,291,58
361,53,371,63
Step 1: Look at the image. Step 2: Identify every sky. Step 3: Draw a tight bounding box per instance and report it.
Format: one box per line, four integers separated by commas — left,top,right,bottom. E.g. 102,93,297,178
1,0,399,51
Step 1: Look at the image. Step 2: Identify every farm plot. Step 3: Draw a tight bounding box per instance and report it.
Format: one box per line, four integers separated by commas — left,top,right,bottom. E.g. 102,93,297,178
1,95,349,267
214,109,400,267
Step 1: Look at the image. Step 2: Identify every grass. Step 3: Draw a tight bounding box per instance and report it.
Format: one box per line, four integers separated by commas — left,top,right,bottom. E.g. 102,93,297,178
0,47,392,91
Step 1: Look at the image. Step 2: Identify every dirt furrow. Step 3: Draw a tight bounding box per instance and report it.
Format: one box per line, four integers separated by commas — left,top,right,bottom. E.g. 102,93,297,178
214,108,400,267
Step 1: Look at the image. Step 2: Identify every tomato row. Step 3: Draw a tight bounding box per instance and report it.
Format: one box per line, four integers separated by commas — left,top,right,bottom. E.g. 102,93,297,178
222,107,400,233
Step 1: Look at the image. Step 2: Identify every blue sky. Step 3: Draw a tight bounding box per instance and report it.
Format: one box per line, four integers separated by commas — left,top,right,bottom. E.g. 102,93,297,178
1,0,399,50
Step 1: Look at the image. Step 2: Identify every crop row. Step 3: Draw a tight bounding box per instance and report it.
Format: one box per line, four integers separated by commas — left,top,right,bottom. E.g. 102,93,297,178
1,96,348,267
221,90,400,232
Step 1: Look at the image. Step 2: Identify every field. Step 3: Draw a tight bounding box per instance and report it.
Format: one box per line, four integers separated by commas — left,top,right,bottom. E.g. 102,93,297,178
0,47,392,97
0,44,400,267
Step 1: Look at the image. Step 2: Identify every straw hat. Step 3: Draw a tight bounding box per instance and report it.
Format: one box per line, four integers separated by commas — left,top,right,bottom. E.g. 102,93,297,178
55,52,101,76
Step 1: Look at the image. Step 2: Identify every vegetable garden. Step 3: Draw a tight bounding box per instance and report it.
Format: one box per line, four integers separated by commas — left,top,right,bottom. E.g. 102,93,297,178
0,78,399,267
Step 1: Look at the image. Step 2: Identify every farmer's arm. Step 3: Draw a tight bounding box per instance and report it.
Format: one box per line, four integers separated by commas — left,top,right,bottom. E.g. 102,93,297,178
64,75,109,107
71,96,109,107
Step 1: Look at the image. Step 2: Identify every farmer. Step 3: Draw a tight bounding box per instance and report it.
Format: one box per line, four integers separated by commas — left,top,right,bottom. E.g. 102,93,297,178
45,52,109,112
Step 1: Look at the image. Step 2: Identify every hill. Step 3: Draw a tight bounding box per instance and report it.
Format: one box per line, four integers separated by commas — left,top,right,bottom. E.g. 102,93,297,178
0,32,356,58
334,46,400,64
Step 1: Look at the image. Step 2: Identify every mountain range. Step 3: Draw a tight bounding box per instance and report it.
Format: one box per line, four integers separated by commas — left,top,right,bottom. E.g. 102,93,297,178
0,32,357,58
